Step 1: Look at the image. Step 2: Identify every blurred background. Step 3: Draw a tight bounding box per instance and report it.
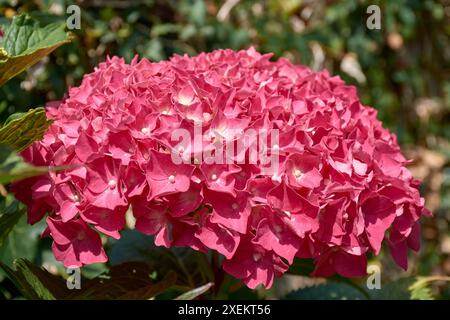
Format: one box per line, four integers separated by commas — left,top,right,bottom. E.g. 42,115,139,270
0,0,449,299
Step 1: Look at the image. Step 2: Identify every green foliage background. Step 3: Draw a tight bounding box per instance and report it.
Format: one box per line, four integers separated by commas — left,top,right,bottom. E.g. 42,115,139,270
0,0,449,300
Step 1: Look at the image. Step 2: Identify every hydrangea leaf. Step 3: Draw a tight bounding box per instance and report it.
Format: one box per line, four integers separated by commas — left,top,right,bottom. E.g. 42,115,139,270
0,215,46,270
0,259,179,300
0,146,48,184
0,195,24,247
75,262,178,300
370,276,450,300
284,282,368,300
0,148,52,256
409,276,450,300
409,277,434,300
109,230,212,288
0,259,59,300
0,107,52,152
0,14,72,86
286,258,316,276
368,277,416,300
174,282,214,300
114,270,177,300
214,274,260,300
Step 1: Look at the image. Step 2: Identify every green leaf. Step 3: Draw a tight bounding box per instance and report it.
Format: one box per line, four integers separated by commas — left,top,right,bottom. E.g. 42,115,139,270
109,229,211,288
75,262,178,300
0,147,48,184
284,282,368,300
409,278,434,300
0,144,68,185
0,145,48,184
174,282,214,300
369,277,416,300
215,274,259,300
286,258,315,276
0,195,24,247
0,195,46,282
0,216,46,271
117,269,177,300
0,14,72,86
0,259,62,299
1,259,179,300
0,102,54,187
0,107,52,151
368,276,450,300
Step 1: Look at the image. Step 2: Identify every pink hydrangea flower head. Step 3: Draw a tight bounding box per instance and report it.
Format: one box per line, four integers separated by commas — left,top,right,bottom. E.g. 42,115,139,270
13,48,429,289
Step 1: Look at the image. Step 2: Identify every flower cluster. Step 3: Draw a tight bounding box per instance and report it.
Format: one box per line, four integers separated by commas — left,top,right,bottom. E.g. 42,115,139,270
13,48,429,289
